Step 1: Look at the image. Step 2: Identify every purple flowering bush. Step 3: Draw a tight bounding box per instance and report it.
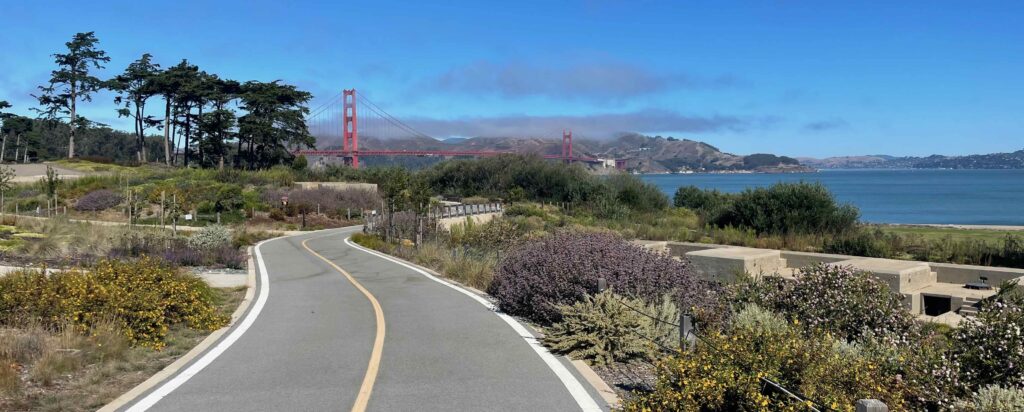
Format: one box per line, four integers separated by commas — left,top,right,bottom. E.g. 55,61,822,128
488,230,710,324
74,189,124,211
737,264,914,342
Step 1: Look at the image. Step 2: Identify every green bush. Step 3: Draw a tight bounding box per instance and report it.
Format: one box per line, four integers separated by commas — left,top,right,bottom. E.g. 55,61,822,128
955,385,1024,412
673,185,733,223
677,182,859,236
542,291,657,365
624,305,911,412
725,182,859,235
292,154,308,171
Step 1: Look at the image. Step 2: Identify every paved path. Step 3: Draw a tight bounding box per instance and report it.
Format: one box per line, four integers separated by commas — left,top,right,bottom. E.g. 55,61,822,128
120,227,606,411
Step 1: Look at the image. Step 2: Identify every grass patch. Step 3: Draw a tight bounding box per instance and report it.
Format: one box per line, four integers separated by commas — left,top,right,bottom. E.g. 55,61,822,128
876,225,1021,244
51,160,137,174
0,287,244,411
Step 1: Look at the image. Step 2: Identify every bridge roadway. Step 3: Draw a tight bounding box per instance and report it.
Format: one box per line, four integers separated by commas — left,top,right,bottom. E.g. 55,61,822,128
119,227,607,412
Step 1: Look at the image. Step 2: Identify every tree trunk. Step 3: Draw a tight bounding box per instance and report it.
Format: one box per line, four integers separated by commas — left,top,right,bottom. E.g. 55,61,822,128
14,133,21,164
163,97,172,165
1,132,7,164
196,104,204,166
69,85,77,159
171,113,179,166
135,109,143,163
183,107,191,167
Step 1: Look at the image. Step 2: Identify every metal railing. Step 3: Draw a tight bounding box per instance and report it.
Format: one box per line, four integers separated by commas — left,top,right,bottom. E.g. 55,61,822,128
437,202,504,219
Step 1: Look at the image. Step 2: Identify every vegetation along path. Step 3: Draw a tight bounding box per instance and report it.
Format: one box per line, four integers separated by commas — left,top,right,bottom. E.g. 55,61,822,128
118,227,606,412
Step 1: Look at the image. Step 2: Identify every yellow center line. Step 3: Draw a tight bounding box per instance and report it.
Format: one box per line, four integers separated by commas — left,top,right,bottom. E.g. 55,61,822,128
301,234,385,412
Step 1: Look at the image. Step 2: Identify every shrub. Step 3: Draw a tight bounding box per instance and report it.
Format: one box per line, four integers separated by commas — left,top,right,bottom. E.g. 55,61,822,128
187,224,232,250
542,291,655,365
953,299,1024,389
292,154,308,171
955,385,1024,412
603,173,668,213
735,264,914,342
623,305,910,412
678,182,859,236
0,258,228,348
74,189,123,211
673,185,734,223
488,230,709,324
262,187,380,218
724,182,859,236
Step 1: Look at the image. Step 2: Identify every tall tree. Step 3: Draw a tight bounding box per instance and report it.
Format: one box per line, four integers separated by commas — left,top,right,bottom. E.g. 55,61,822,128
33,32,110,159
152,62,187,165
198,77,240,169
109,53,162,163
236,81,314,169
165,60,204,167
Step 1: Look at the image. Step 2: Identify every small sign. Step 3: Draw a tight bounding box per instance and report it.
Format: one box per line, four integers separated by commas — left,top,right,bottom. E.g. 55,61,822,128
184,214,193,221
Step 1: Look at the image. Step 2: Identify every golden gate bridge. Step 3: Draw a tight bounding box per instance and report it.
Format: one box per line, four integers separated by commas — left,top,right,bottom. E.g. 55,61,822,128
298,89,621,169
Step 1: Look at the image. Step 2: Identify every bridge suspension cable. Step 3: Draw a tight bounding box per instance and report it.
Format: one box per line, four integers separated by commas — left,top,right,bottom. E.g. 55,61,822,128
302,88,612,169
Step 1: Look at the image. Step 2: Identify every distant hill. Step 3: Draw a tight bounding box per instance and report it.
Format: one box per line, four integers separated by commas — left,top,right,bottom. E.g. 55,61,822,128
800,149,1024,169
575,133,811,173
326,133,811,173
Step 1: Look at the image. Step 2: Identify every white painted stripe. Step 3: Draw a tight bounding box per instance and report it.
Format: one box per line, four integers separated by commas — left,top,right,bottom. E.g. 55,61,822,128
125,236,277,411
344,237,604,412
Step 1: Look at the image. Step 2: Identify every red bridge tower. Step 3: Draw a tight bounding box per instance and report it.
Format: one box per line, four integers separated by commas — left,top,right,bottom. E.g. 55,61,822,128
343,89,359,168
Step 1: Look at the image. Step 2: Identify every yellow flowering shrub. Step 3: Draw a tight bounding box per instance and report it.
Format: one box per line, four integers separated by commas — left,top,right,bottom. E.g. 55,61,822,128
0,258,228,349
624,305,909,412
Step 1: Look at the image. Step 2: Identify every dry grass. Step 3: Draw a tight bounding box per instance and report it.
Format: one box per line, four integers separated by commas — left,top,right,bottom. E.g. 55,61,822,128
0,287,245,411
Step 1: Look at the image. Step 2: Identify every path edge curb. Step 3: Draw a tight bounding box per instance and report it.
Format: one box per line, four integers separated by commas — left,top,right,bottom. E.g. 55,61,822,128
97,246,260,412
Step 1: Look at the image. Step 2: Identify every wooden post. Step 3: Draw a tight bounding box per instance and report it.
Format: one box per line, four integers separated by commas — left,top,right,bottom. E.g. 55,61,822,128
172,193,178,236
347,208,351,220
160,190,166,228
856,400,888,412
680,312,696,349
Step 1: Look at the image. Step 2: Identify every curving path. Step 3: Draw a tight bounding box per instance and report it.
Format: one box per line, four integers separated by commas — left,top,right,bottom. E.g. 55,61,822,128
118,227,607,412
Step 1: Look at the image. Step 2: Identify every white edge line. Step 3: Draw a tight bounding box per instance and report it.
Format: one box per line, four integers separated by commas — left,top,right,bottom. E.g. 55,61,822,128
125,236,277,412
343,236,604,412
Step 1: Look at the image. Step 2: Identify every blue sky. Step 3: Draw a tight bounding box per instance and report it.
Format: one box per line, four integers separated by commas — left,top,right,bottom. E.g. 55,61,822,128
1,0,1022,157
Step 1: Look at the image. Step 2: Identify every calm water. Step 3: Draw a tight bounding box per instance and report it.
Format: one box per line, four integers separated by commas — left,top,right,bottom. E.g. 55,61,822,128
640,169,1024,225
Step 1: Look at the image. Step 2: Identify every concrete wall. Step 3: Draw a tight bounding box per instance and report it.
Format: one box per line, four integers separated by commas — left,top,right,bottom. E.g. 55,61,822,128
779,250,853,268
438,212,502,230
666,242,728,257
293,182,378,191
930,262,1024,285
652,240,1024,287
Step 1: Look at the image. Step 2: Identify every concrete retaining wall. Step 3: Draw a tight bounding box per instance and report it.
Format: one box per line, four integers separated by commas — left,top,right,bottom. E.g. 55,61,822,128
779,250,852,268
649,240,1024,286
293,182,378,191
930,262,1024,285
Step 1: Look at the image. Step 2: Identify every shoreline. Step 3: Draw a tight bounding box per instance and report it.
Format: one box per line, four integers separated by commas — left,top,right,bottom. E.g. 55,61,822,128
879,223,1024,231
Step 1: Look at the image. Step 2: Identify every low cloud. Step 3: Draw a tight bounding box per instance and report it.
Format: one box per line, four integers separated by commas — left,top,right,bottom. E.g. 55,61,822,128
803,118,848,132
428,60,740,101
401,109,751,139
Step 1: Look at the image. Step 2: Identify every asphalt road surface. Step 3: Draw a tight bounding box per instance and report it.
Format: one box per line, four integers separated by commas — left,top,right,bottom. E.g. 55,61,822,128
121,227,607,412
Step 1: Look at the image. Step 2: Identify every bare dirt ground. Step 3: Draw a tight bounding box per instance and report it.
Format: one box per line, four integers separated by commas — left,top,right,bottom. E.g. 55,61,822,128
8,163,89,183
